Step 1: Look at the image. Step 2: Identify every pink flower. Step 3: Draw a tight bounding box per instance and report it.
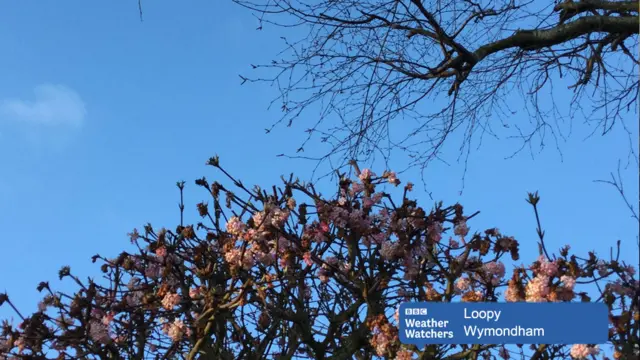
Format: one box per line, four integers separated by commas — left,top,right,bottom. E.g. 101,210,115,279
380,241,398,260
570,344,599,359
270,209,290,227
161,293,181,310
449,238,460,248
226,216,246,236
167,319,190,342
395,349,413,360
155,246,167,258
455,277,471,293
287,197,296,210
351,183,364,194
504,285,521,302
537,256,558,277
454,219,469,237
624,265,636,277
387,172,400,186
359,168,374,181
560,275,576,290
89,320,112,344
145,263,162,279
483,261,506,285
102,312,115,326
405,182,414,192
363,197,374,208
596,260,608,277
189,288,201,299
14,336,25,354
303,252,313,266
525,275,549,302
428,222,444,243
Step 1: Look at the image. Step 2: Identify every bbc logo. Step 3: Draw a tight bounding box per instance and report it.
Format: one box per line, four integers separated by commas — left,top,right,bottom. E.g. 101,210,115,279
405,308,427,315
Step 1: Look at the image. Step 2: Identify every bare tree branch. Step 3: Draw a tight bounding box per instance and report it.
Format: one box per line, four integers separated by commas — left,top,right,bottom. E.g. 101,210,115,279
235,0,639,180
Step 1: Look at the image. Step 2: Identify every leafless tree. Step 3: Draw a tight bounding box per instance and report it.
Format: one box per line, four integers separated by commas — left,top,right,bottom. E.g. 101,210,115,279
235,0,639,175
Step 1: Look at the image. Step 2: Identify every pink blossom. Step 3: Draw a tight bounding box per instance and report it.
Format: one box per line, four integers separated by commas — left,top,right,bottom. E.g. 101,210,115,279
359,168,374,181
624,265,636,277
405,182,414,191
102,312,115,326
155,246,167,258
428,222,443,243
449,238,460,248
395,349,412,360
560,275,576,290
252,211,266,228
380,241,398,260
161,293,181,310
454,219,469,237
14,336,26,354
226,216,246,236
455,277,471,293
483,261,506,285
145,263,162,279
126,291,143,306
484,262,506,278
570,344,599,359
371,332,391,356
257,251,276,266
363,197,374,208
369,232,386,246
525,275,549,302
189,288,201,299
387,172,400,186
287,197,296,210
167,319,190,342
504,285,521,302
372,192,384,203
351,183,364,194
537,256,559,277
270,209,290,227
597,260,608,277
303,252,313,266
89,320,112,344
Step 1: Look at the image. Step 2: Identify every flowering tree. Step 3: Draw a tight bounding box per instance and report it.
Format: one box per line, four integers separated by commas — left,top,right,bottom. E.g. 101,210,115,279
1,158,638,359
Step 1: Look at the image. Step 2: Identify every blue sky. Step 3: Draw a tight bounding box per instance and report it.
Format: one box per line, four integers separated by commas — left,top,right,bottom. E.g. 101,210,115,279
0,0,637,350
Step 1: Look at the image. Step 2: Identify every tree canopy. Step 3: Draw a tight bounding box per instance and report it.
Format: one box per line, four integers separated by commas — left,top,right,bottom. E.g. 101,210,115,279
1,160,637,359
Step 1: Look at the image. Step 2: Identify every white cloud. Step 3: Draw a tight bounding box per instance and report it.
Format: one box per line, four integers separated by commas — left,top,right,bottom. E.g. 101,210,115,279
0,84,86,127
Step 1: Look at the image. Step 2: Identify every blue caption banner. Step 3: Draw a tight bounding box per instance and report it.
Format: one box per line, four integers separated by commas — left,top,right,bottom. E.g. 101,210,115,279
399,302,608,345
